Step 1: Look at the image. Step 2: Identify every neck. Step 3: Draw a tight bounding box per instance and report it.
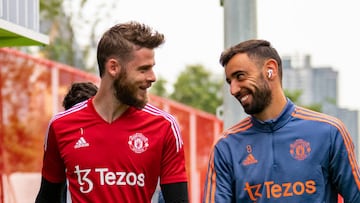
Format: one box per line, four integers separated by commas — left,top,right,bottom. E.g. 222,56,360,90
92,87,129,123
254,89,287,121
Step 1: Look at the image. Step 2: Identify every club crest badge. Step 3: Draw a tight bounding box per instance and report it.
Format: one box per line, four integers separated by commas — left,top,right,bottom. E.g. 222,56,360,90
128,133,149,153
290,139,311,160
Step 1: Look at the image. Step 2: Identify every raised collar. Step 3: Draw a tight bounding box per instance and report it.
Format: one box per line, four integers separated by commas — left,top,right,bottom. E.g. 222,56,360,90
251,99,295,132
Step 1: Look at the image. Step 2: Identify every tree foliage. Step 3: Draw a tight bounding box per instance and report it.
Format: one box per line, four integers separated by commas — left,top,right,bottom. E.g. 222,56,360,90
39,0,82,68
170,65,223,114
38,0,118,73
150,76,168,97
284,89,322,112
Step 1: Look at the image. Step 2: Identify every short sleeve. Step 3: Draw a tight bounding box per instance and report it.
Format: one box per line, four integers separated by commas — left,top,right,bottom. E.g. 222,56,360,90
160,119,188,184
41,124,66,183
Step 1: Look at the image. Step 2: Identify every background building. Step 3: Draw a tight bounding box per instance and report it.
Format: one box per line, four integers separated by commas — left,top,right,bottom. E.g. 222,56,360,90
282,54,359,160
0,0,48,46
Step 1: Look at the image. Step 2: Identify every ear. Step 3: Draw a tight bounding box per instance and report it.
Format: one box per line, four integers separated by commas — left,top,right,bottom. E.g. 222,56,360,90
105,58,121,77
263,59,278,80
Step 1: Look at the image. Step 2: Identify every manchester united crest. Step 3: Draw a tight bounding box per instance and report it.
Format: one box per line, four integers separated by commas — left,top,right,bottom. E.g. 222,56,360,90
290,139,311,160
128,133,149,153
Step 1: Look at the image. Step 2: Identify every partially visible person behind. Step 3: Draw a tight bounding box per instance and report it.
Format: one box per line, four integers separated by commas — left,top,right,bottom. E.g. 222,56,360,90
62,82,98,110
203,39,360,202
60,81,98,203
36,21,189,203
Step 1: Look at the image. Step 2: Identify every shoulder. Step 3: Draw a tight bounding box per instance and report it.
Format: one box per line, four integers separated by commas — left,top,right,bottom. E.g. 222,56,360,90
140,103,179,124
50,100,89,125
214,116,253,146
141,104,183,151
292,106,345,129
224,116,253,136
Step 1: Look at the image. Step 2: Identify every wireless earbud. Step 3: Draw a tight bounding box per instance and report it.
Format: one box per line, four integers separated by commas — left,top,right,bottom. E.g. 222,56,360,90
267,69,273,79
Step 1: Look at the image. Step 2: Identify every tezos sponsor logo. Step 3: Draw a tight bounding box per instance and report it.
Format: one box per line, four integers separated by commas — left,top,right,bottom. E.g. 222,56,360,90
74,165,145,193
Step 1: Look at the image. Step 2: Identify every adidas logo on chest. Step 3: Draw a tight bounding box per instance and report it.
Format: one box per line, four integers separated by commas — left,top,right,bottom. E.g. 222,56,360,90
74,137,89,149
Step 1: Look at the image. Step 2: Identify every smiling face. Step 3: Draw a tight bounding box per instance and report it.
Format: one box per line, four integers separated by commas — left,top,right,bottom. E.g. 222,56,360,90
113,47,156,109
225,53,272,115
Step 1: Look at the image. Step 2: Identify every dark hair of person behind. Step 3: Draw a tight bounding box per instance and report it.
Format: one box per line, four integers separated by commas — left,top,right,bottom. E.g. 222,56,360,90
96,21,165,77
219,39,283,81
62,82,98,110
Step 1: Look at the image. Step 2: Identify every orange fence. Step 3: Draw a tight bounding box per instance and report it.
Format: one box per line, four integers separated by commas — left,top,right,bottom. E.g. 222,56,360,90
0,48,223,202
149,95,223,202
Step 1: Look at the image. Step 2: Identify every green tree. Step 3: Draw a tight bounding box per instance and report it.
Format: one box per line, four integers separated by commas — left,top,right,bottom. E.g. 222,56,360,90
38,0,118,73
284,89,322,112
39,0,82,68
150,76,168,97
170,64,223,114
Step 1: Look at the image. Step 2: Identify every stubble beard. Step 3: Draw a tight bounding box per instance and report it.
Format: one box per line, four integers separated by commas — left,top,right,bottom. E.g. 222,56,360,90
242,79,272,115
113,72,147,109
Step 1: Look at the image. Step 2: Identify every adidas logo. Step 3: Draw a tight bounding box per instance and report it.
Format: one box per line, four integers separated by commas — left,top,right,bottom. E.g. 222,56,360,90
74,137,89,149
242,154,258,166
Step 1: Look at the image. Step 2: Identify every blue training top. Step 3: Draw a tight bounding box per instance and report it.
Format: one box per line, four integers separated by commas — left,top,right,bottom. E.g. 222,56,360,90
203,99,360,203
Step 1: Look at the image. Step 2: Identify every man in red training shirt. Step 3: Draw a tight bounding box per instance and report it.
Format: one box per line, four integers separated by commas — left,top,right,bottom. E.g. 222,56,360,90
35,21,189,203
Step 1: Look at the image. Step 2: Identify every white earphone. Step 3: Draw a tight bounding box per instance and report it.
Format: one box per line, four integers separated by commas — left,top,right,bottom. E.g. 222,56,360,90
267,69,273,78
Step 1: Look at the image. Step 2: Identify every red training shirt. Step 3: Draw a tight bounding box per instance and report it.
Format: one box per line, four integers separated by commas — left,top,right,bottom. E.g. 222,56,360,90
41,98,188,202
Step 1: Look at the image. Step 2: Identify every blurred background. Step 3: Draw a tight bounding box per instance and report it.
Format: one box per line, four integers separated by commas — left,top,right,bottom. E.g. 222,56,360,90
0,0,357,202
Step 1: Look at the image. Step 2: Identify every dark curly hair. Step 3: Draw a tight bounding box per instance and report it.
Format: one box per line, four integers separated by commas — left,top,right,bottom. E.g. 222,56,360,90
62,82,98,110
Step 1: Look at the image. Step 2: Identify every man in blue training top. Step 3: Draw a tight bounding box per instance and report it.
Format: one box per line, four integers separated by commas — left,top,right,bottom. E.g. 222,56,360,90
203,39,360,203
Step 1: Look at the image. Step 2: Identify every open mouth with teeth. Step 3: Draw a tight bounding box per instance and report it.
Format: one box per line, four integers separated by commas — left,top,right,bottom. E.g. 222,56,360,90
240,95,249,104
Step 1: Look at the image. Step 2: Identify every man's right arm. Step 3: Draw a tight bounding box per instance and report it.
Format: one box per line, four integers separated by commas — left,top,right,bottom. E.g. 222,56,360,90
203,144,233,203
35,177,63,203
161,182,188,203
36,123,66,203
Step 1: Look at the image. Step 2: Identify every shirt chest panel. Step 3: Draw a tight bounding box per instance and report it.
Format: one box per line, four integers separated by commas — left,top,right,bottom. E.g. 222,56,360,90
229,128,330,200
58,121,164,177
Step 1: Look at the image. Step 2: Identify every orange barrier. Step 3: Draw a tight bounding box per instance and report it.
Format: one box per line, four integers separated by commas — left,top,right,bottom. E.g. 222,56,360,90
0,48,222,202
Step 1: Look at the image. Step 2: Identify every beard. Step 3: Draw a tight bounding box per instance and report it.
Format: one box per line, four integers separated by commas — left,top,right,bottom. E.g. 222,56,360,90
113,71,147,109
241,77,272,115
